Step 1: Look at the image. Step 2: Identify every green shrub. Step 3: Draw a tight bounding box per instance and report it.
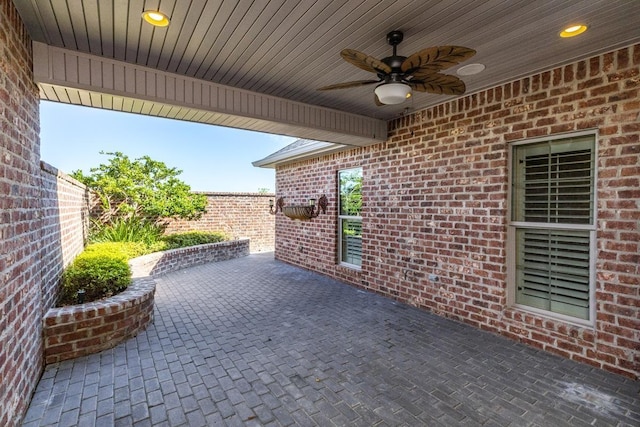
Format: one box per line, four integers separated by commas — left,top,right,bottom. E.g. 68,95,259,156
59,253,131,306
161,231,227,249
90,217,163,245
83,241,150,260
146,240,169,253
58,231,227,306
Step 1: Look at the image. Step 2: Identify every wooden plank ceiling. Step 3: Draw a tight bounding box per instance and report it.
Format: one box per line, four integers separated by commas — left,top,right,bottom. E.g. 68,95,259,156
14,0,640,143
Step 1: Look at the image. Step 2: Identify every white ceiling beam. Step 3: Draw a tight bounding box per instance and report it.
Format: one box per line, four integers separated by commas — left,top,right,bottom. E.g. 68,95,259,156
32,42,387,146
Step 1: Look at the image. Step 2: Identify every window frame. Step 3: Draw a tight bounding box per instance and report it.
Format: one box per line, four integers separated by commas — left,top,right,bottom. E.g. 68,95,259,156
337,167,363,269
506,130,598,327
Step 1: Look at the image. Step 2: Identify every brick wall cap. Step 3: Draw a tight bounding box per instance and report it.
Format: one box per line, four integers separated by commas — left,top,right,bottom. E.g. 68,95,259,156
45,278,156,321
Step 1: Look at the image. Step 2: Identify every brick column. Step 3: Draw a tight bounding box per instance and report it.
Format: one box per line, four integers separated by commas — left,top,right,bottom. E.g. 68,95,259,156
0,0,44,425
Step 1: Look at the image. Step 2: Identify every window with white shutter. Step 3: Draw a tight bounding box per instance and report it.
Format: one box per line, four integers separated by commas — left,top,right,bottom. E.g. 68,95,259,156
510,133,596,322
338,168,362,268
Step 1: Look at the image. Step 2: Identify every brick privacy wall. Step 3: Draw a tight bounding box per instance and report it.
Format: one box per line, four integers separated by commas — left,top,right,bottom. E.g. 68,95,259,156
130,239,250,277
0,1,43,425
40,161,91,310
164,193,275,253
276,44,640,379
43,277,155,364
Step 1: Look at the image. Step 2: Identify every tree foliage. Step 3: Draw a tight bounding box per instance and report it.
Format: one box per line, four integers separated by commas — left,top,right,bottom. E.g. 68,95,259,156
72,151,207,223
339,169,362,216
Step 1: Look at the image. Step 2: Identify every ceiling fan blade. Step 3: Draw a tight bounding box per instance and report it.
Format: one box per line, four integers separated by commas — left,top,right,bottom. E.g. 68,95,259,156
341,49,392,75
402,46,476,74
410,69,446,81
409,73,467,95
317,79,380,90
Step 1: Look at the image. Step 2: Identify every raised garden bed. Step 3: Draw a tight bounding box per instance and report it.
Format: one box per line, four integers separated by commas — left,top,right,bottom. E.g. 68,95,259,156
43,239,249,363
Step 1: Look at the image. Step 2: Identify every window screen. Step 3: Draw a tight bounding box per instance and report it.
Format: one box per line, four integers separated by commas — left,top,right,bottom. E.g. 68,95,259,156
338,168,362,267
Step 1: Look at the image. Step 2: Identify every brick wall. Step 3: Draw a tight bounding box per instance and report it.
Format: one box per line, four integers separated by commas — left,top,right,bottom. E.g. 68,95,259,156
275,156,366,286
130,239,250,277
0,0,43,425
164,193,275,253
43,277,155,364
40,161,91,310
275,44,640,379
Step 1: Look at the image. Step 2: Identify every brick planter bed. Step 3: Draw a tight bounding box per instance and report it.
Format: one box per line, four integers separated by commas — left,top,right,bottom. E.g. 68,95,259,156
43,239,250,363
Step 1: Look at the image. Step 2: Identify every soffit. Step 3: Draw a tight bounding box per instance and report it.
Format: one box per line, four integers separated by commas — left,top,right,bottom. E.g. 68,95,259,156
15,0,640,131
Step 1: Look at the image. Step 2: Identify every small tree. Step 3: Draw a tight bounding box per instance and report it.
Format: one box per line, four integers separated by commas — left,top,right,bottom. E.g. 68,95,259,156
339,170,362,216
73,151,207,225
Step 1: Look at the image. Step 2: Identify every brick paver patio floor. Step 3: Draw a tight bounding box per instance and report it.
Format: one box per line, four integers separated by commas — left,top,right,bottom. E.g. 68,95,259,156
22,253,639,426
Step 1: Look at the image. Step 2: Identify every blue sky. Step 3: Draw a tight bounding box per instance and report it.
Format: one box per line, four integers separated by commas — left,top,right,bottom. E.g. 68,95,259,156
39,101,295,193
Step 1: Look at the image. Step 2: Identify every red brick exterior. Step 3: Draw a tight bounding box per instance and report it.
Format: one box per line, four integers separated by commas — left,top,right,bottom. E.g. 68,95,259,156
129,239,250,277
0,1,43,424
0,1,637,422
275,44,640,379
164,193,275,253
40,161,91,310
43,278,155,364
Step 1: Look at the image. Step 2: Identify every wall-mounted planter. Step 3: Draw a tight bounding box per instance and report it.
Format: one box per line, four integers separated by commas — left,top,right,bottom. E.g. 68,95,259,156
274,195,328,220
282,205,317,220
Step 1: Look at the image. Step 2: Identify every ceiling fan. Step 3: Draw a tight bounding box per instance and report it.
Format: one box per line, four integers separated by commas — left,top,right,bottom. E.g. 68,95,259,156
318,31,476,105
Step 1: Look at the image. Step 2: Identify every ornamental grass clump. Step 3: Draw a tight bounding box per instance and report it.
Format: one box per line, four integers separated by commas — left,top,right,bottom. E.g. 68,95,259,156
89,217,164,246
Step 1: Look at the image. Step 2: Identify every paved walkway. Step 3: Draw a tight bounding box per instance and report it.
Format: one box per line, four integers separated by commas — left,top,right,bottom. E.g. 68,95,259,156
22,253,639,426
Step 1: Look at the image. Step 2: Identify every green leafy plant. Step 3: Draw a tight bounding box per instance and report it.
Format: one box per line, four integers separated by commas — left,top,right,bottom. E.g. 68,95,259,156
89,217,163,246
59,251,131,306
58,232,228,306
82,241,150,260
72,151,207,224
339,169,363,216
161,231,227,249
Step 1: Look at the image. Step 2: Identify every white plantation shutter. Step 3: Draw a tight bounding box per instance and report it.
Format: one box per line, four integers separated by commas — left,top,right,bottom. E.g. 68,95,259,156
513,136,594,224
511,135,595,321
516,229,591,319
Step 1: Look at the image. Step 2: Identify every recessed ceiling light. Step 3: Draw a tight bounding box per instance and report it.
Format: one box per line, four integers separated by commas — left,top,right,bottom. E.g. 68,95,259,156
560,24,587,38
457,63,485,76
142,10,170,27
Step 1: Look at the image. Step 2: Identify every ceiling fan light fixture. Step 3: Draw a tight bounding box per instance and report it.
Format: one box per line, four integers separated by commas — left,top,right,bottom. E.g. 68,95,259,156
142,10,170,27
560,24,587,38
375,83,412,105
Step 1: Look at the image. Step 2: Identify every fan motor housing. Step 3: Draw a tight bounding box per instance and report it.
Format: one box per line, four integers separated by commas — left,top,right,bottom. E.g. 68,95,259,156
382,55,406,70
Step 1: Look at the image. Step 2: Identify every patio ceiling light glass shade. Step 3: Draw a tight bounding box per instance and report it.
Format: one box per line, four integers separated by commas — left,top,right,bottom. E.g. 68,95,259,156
560,24,587,38
142,10,170,27
375,83,412,105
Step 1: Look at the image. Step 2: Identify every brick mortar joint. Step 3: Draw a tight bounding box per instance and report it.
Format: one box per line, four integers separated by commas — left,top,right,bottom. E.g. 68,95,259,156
44,278,155,323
